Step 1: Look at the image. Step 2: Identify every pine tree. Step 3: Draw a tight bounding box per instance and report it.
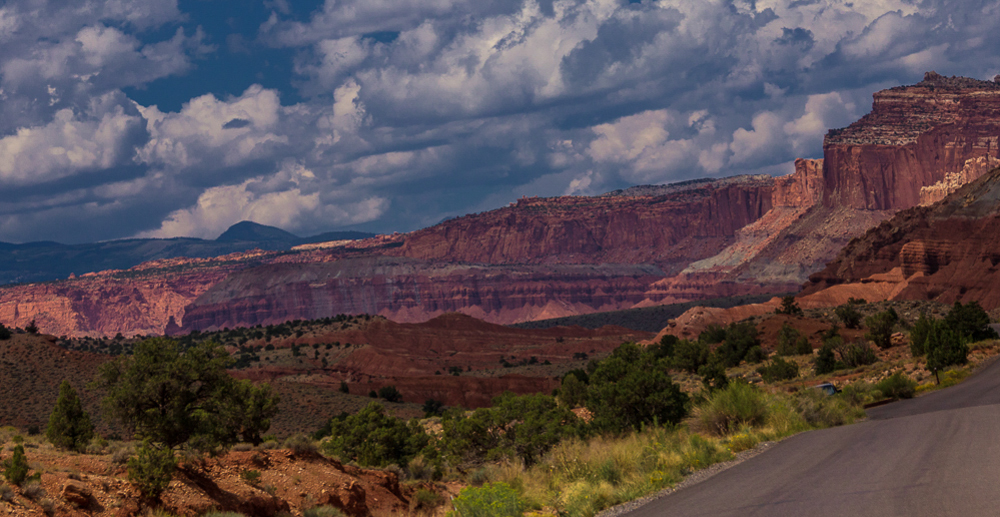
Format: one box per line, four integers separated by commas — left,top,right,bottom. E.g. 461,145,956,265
2,445,28,485
46,380,94,452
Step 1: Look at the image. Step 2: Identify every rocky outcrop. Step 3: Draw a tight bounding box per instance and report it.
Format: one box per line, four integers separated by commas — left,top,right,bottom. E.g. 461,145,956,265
388,176,776,274
802,165,1000,309
920,155,1000,205
822,72,1000,211
177,256,668,331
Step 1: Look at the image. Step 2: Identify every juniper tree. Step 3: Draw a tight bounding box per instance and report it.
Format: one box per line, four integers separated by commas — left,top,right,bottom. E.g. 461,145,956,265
46,380,94,452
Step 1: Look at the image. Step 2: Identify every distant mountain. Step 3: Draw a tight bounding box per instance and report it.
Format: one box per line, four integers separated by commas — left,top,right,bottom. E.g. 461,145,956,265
0,222,375,285
216,221,299,243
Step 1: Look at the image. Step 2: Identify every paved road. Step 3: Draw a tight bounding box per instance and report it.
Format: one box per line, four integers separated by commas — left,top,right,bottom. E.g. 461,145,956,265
625,359,1000,516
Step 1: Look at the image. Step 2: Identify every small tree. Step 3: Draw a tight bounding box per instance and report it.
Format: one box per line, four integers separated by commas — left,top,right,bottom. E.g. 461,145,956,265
0,324,10,340
46,380,94,452
775,296,803,316
776,323,811,356
322,402,429,467
698,358,729,392
127,441,177,500
757,357,799,382
338,380,350,394
716,321,761,367
926,321,968,384
909,313,934,357
2,445,28,485
587,342,689,432
24,319,38,334
557,373,588,408
835,304,862,329
865,309,899,349
671,339,709,373
814,342,839,375
378,385,402,403
944,301,997,342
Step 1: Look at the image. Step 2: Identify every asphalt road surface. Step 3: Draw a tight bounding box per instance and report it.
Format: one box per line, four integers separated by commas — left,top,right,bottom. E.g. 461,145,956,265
624,359,1000,516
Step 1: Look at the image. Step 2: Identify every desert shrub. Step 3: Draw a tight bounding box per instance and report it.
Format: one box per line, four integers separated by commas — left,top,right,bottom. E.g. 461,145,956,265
587,343,688,432
699,324,727,345
406,455,437,481
442,392,579,467
378,385,403,403
450,483,526,517
413,488,444,511
2,445,28,485
110,443,135,465
671,339,709,373
926,321,969,383
910,313,934,356
838,381,877,407
338,381,349,394
834,304,862,329
303,506,345,517
697,358,729,392
94,338,278,450
756,357,799,383
127,441,177,499
21,481,44,500
775,296,803,316
792,390,862,428
231,443,254,452
944,301,997,342
865,309,899,349
715,321,761,367
0,483,14,502
46,380,94,453
838,341,878,368
776,323,811,356
649,334,678,359
284,434,318,456
0,324,10,340
744,346,767,364
422,399,445,417
240,469,262,485
874,372,917,400
557,373,588,408
321,402,428,467
692,381,768,436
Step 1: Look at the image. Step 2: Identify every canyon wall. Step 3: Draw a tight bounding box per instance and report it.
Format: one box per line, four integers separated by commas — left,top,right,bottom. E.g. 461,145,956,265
803,166,1000,309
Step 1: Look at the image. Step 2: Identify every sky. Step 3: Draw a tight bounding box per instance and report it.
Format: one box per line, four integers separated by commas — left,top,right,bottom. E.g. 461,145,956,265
0,0,998,244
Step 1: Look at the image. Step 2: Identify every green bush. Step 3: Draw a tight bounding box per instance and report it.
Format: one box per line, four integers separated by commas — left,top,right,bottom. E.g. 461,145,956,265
838,341,878,368
944,301,997,342
874,372,917,400
450,483,526,517
127,441,177,499
715,321,761,367
776,323,811,356
865,309,899,349
699,324,727,345
756,357,799,383
2,445,29,485
697,359,729,392
909,313,934,356
775,296,803,316
744,346,767,364
586,342,689,432
240,469,261,485
693,381,768,436
926,320,968,383
442,392,579,467
378,385,402,403
814,341,840,375
671,339,709,374
834,304,862,329
303,506,345,517
321,402,428,467
46,380,94,453
557,373,588,408
792,390,862,428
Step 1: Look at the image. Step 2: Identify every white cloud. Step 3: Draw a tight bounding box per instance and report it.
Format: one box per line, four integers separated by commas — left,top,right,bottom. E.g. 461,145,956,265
0,95,144,185
136,85,288,169
140,163,389,239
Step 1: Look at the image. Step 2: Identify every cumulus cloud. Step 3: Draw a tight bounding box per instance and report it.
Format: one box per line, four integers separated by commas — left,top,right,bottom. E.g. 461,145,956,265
2,0,1000,243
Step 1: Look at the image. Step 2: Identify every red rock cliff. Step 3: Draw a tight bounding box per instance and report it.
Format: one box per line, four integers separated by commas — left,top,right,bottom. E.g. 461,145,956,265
822,72,1000,211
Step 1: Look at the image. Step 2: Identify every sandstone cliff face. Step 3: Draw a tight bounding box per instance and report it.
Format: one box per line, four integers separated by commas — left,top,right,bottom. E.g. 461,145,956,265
803,166,1000,309
177,256,668,331
822,73,1000,211
389,176,776,274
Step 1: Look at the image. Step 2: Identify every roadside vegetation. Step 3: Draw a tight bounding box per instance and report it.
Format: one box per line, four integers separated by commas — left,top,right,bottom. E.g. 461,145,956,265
1,299,998,516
